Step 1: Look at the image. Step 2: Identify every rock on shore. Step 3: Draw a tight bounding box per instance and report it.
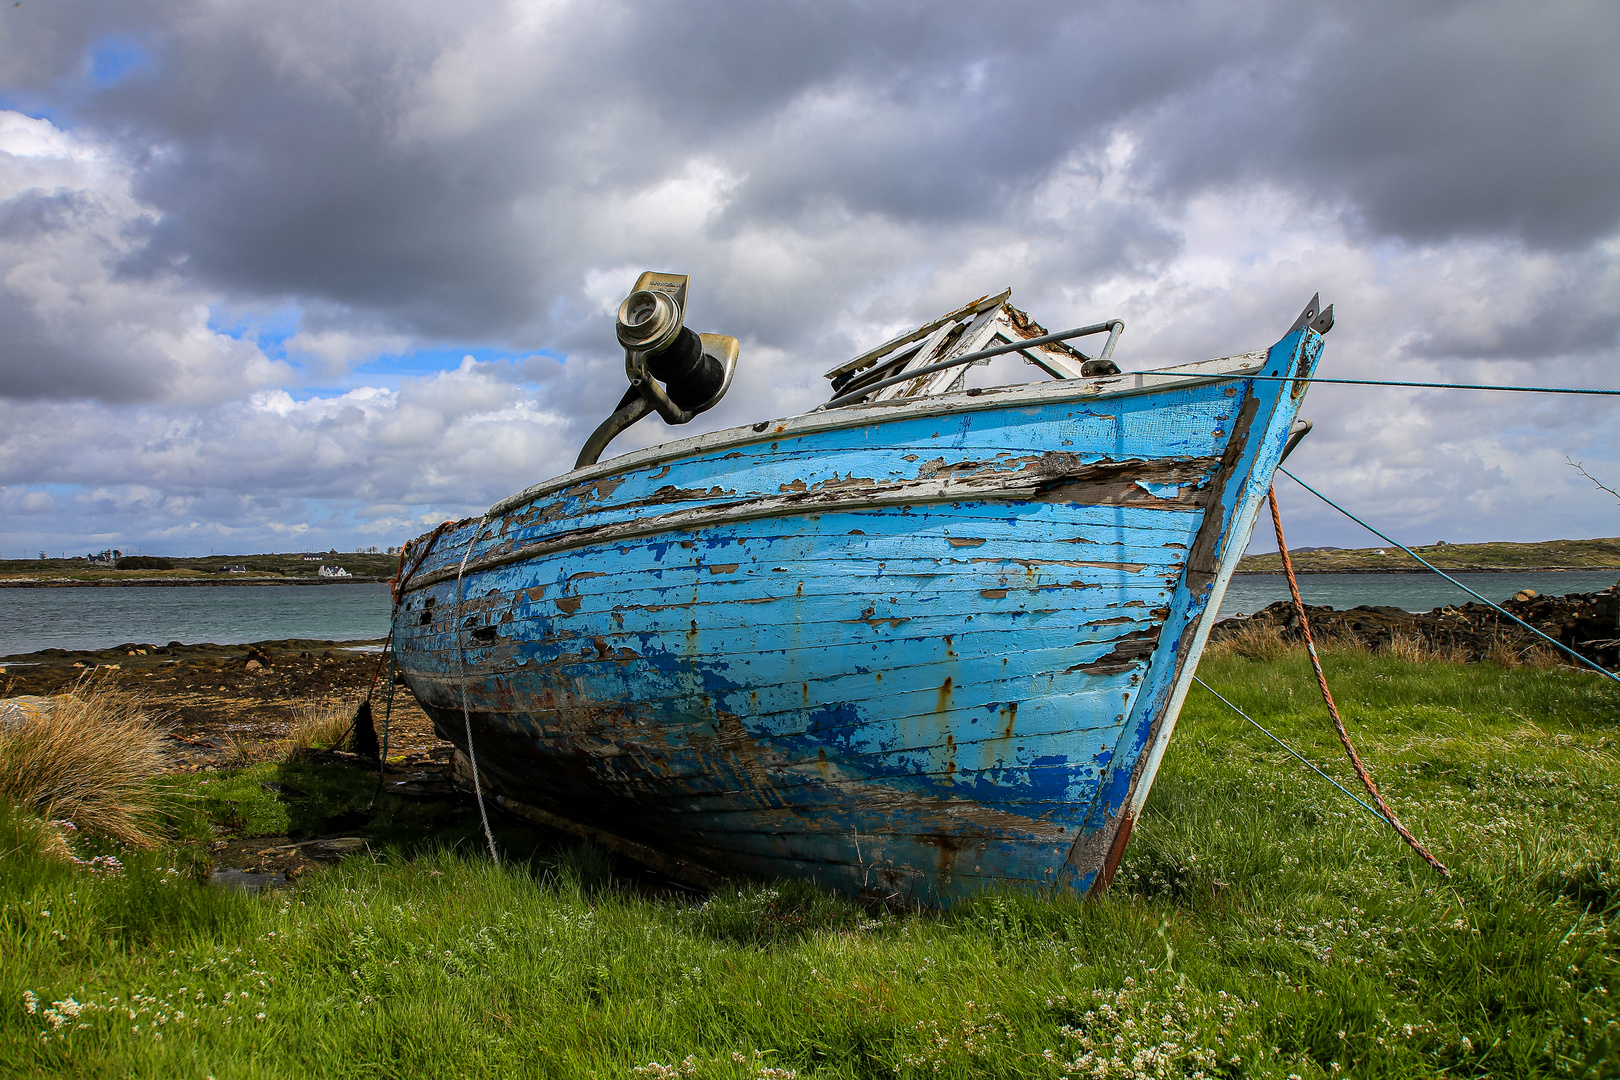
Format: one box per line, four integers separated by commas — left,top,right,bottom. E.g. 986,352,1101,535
1213,586,1620,668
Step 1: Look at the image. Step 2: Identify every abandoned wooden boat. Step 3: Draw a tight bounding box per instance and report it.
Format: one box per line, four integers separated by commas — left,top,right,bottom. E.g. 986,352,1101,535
391,273,1331,905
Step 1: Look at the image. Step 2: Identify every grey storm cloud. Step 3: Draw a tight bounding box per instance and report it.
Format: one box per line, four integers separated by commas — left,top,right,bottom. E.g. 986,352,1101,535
0,0,1617,556
5,0,1614,347
1130,2,1620,249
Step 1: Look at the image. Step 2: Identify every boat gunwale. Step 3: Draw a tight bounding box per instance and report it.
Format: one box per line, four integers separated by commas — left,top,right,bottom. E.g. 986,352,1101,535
400,456,1218,595
482,350,1269,520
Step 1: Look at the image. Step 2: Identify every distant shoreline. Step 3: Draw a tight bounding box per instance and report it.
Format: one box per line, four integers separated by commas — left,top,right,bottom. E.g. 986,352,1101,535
1232,567,1620,576
1232,536,1620,575
0,577,388,589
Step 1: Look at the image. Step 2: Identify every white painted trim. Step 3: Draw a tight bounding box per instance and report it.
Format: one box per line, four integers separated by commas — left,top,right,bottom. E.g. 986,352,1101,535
1123,415,1288,818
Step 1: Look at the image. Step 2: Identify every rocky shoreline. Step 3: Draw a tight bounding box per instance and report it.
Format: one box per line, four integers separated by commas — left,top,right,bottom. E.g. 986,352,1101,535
1212,586,1620,668
0,637,448,767
1231,567,1620,575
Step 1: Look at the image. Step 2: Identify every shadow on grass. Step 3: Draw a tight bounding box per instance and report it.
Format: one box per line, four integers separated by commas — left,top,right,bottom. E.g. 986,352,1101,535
170,754,697,898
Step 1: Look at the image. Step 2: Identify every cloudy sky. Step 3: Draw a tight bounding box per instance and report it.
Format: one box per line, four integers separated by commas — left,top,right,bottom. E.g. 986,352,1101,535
1,0,1616,558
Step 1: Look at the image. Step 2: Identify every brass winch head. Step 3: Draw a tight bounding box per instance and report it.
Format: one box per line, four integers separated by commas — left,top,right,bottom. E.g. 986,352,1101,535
576,272,740,469
616,286,683,354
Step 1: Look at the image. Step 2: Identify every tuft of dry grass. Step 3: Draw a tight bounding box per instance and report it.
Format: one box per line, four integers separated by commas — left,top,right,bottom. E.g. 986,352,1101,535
0,673,169,848
1381,633,1425,663
1211,622,1293,663
1524,646,1561,670
220,731,279,768
283,698,354,755
1484,638,1526,669
1315,631,1372,657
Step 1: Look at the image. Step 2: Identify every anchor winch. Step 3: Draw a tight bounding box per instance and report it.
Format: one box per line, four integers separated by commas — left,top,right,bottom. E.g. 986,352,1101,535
576,272,739,468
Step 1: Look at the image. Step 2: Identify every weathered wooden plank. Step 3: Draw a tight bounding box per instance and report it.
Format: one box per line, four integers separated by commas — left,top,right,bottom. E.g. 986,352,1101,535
822,289,1011,381
472,352,1267,525
435,388,1241,578
868,319,960,403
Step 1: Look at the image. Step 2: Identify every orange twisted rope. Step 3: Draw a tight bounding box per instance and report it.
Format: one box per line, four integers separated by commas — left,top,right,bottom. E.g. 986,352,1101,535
1267,487,1449,876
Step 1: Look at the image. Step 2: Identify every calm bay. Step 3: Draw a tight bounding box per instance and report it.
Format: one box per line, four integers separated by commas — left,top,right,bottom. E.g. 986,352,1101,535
1219,569,1619,618
0,584,392,657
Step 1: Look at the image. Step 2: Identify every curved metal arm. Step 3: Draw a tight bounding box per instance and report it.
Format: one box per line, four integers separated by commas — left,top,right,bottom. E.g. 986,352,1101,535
576,393,654,469
1280,417,1313,462
624,333,738,426
1096,319,1124,361
625,350,698,425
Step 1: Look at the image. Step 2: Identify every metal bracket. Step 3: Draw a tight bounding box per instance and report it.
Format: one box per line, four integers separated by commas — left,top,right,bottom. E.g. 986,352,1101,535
625,334,739,426
1280,417,1313,462
1287,293,1334,337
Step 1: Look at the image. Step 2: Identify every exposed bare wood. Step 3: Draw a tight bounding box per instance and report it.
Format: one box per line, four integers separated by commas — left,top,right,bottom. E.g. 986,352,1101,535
823,289,1011,380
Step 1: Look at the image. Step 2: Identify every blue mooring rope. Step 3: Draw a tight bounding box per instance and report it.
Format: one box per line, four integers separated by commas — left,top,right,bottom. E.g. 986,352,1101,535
1278,468,1620,687
1191,676,1388,823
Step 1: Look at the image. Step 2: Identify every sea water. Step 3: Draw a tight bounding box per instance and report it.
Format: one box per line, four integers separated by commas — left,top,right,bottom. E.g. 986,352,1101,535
1219,570,1620,619
0,584,392,657
1,572,1616,657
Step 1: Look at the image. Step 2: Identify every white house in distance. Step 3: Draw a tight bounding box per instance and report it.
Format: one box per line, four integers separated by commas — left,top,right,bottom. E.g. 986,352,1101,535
318,565,351,578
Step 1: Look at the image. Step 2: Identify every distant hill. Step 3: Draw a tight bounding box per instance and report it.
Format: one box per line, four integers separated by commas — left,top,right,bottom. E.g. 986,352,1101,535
1238,536,1620,573
0,550,400,586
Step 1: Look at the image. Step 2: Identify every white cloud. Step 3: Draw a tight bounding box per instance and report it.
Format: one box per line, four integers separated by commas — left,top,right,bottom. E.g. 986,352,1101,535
0,111,294,403
282,329,414,377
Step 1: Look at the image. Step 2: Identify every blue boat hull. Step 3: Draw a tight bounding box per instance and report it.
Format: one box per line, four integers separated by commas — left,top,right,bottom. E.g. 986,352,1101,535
393,327,1324,904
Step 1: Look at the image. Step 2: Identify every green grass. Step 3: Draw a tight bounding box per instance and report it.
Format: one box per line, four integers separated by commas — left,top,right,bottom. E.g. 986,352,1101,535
3,650,1617,1078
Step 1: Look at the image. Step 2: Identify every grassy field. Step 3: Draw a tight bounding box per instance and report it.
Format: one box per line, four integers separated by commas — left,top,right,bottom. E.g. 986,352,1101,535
1236,536,1620,574
3,648,1617,1078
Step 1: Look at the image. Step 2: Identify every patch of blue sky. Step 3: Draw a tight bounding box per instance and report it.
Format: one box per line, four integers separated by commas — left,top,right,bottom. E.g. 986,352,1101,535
208,305,565,398
275,345,494,400
358,345,499,376
89,38,152,87
296,345,564,400
0,36,153,124
20,483,83,497
208,304,302,356
352,345,563,377
0,92,67,126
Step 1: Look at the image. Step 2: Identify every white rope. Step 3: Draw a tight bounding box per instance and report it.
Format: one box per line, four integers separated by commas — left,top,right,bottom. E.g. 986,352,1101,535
455,518,500,864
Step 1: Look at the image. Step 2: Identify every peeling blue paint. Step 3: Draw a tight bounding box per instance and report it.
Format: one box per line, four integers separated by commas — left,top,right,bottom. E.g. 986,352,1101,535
393,328,1323,905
